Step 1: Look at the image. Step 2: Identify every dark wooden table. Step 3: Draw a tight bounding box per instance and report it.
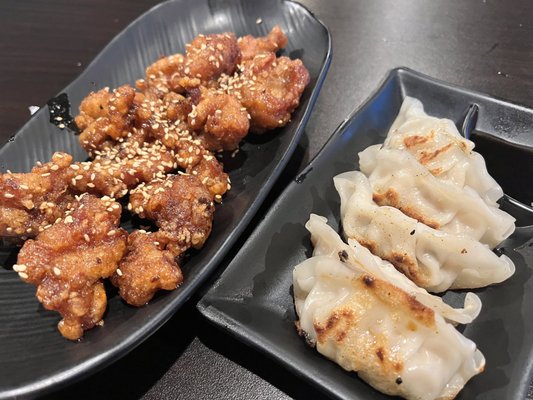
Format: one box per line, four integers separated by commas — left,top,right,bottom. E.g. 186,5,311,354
1,0,532,398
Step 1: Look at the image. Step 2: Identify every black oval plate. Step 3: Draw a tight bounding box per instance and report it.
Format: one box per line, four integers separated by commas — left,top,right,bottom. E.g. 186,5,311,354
0,0,331,398
198,68,533,400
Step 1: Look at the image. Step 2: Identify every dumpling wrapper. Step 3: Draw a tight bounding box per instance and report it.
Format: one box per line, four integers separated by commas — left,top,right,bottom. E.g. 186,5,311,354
302,214,482,322
384,96,503,206
359,146,515,248
334,171,515,292
293,214,485,400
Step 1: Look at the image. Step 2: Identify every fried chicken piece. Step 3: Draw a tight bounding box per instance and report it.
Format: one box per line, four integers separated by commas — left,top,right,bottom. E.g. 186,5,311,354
15,194,128,340
238,25,288,60
69,138,177,198
0,152,75,240
136,53,186,99
134,98,230,196
171,138,230,197
76,85,136,156
134,91,192,139
180,32,241,87
76,85,228,198
129,175,215,257
67,160,128,199
111,231,183,307
188,88,249,151
224,53,310,133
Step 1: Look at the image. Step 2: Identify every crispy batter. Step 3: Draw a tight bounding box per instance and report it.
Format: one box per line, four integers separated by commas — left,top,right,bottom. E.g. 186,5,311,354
129,175,215,257
76,85,136,156
226,53,310,133
172,138,230,197
134,91,192,141
69,138,177,198
15,194,128,340
0,152,75,240
136,53,187,99
189,88,249,151
111,231,183,307
76,83,229,197
238,25,288,60
3,27,308,340
183,32,241,85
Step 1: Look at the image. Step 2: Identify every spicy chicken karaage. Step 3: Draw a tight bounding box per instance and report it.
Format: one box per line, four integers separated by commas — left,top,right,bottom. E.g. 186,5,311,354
15,194,127,340
4,26,309,339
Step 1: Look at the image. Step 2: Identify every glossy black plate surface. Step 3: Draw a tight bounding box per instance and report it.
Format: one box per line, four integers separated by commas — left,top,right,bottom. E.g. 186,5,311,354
198,68,533,400
0,0,331,398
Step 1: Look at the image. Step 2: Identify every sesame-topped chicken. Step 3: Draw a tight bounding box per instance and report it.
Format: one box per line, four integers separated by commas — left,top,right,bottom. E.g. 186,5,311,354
3,27,309,339
76,84,137,157
237,25,288,61
0,152,75,240
111,230,183,307
112,174,214,307
222,53,310,133
128,174,215,257
15,194,127,340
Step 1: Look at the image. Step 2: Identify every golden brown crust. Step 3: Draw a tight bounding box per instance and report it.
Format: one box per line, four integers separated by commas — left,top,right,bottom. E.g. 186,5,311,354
238,25,288,61
356,236,428,287
16,194,127,340
225,53,310,133
189,89,249,151
372,188,440,229
183,32,241,84
129,175,215,257
0,152,75,240
310,275,435,396
76,85,136,156
136,53,187,98
111,231,183,307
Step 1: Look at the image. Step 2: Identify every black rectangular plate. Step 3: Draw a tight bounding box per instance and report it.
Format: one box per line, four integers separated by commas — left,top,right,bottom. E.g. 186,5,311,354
198,68,533,400
0,0,331,398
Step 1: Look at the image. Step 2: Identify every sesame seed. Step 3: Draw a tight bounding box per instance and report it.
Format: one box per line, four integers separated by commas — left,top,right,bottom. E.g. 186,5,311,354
53,267,61,276
107,230,116,236
4,193,14,198
18,272,29,280
84,234,90,242
64,215,74,224
116,268,123,277
13,264,27,272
